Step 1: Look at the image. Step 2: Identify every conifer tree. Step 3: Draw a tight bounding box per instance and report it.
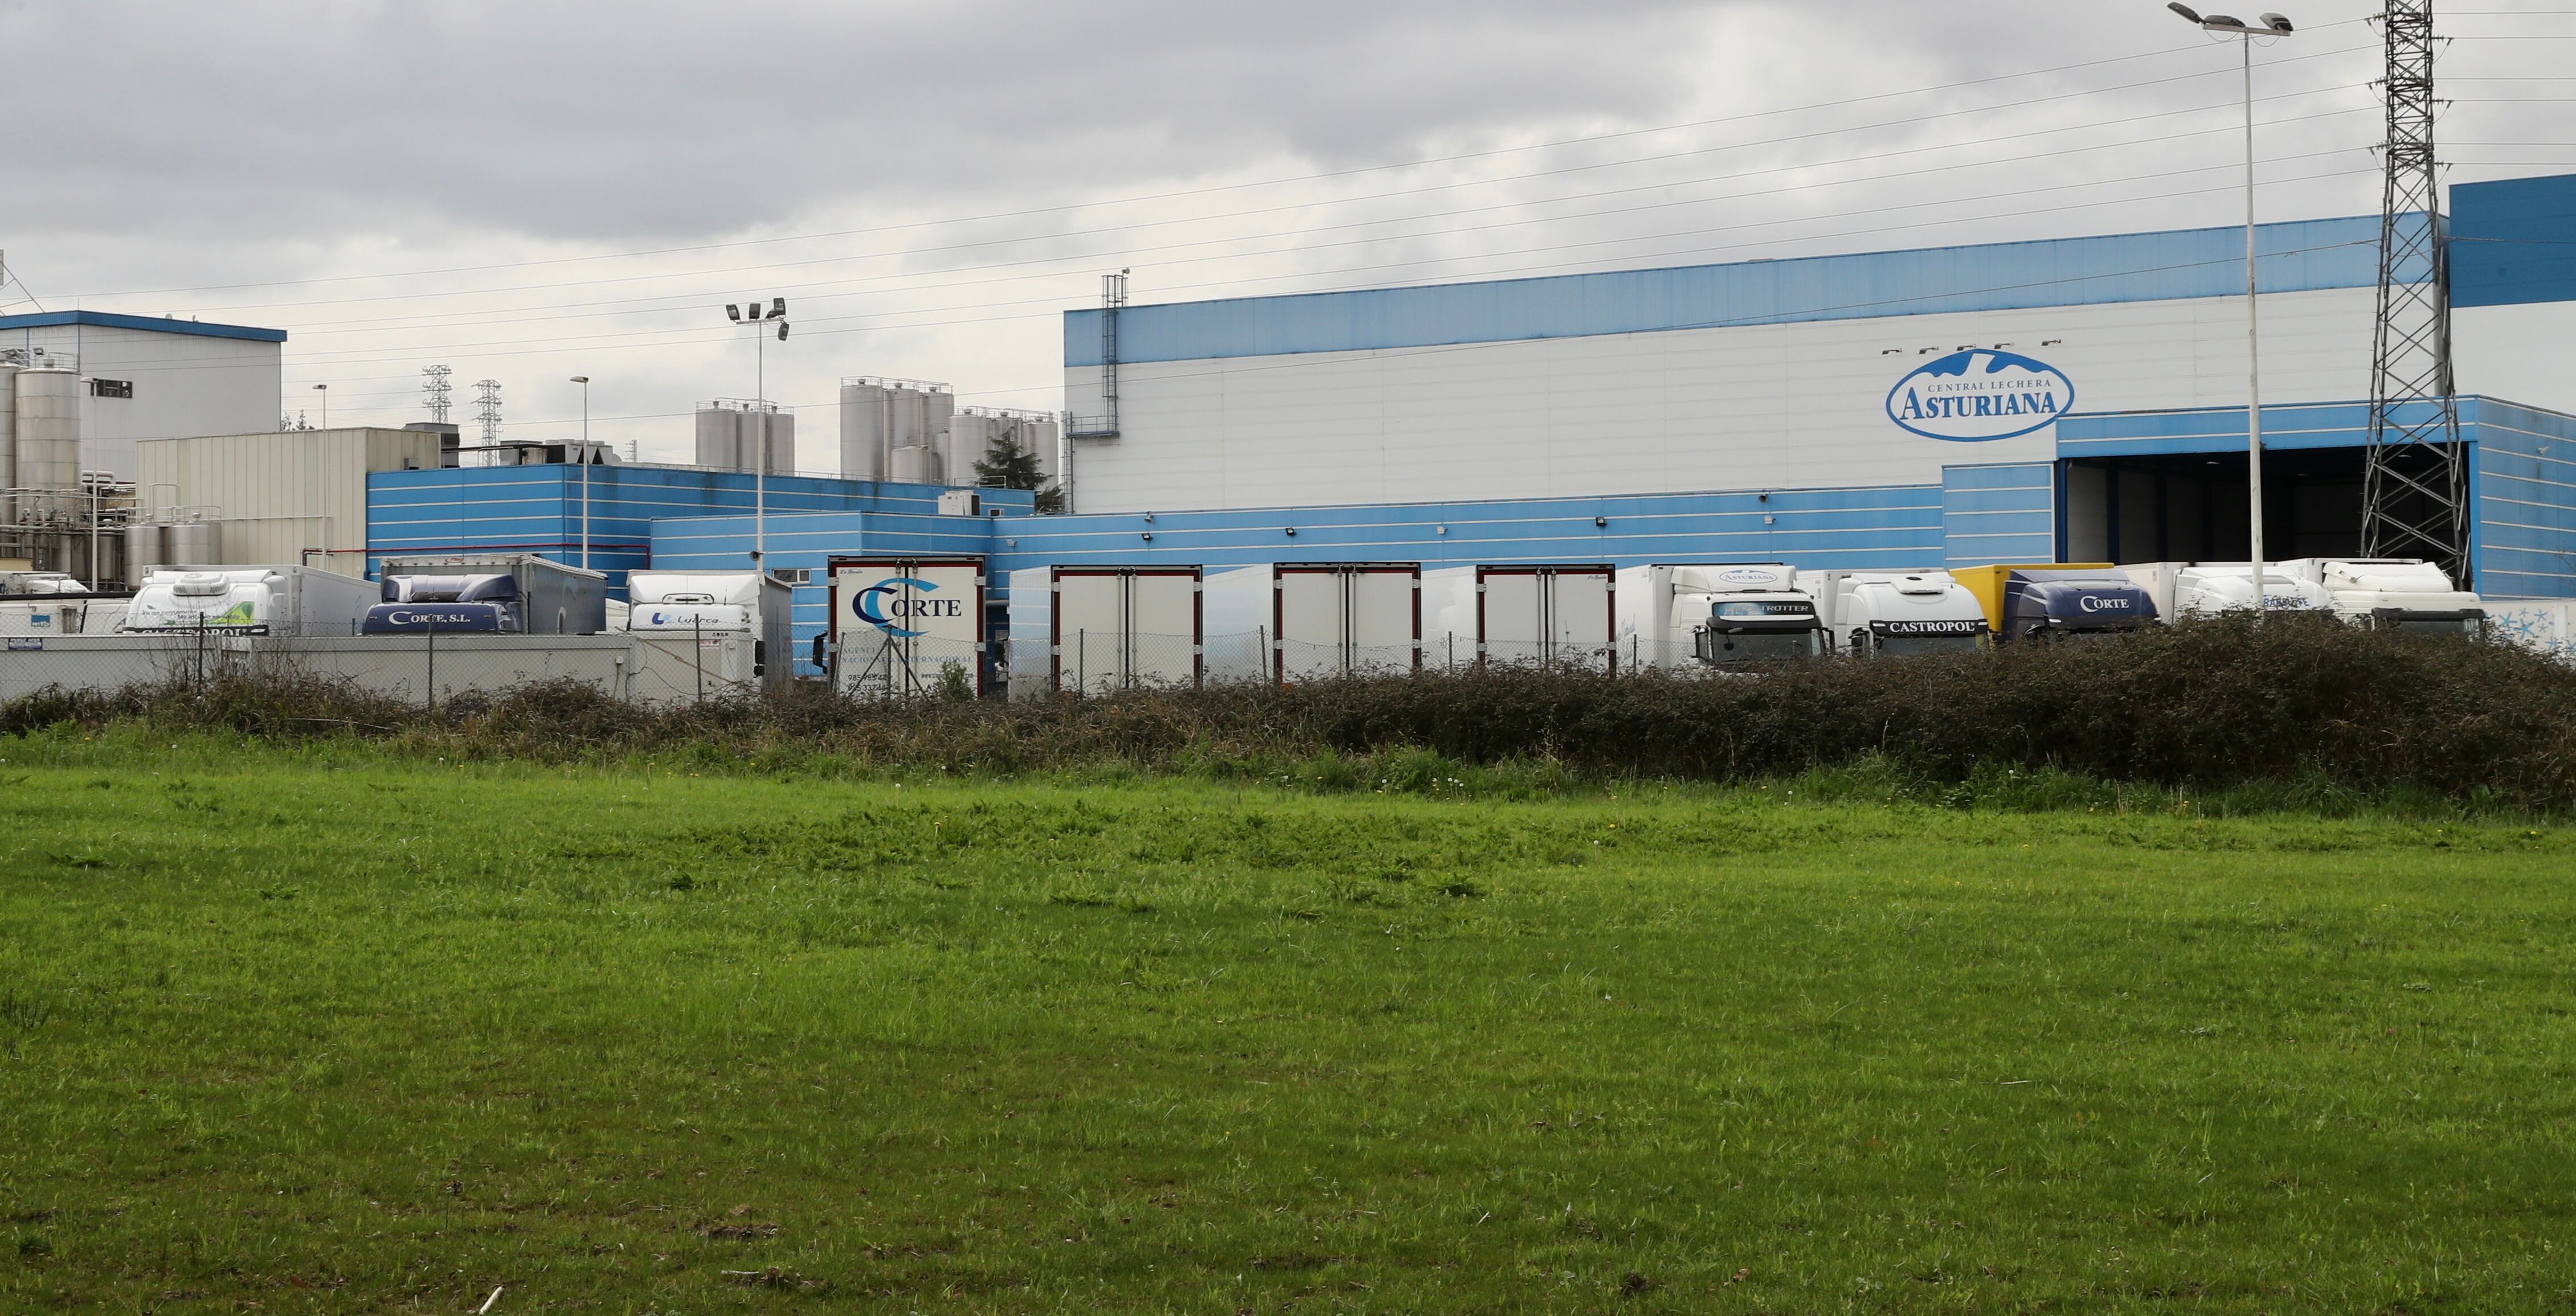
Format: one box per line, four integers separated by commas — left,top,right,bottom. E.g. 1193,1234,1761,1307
972,427,1065,513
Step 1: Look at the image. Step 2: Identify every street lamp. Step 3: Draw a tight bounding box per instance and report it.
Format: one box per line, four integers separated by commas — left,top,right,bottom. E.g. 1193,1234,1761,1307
311,383,328,431
724,297,790,569
2169,3,2293,610
570,376,591,570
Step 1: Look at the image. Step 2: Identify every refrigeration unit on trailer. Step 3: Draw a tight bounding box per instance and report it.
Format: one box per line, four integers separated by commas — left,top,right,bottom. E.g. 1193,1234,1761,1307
1801,570,1988,657
623,570,795,688
2277,559,2485,634
122,567,376,636
829,556,987,698
1271,563,1420,682
1007,564,1203,696
1615,563,1825,671
2118,563,2332,618
1989,568,2160,642
365,555,610,636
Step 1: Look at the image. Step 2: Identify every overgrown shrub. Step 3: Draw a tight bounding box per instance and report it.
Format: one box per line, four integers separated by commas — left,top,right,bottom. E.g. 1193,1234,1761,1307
8,614,2574,808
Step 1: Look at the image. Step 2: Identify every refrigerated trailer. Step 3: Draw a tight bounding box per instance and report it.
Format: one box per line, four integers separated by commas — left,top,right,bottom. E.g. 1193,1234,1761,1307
2118,562,2332,618
1422,564,1615,671
1801,569,1988,656
1614,563,1825,670
828,555,987,698
2276,558,2485,634
124,566,377,636
1272,563,1420,682
623,570,795,689
368,555,609,636
1005,564,1202,695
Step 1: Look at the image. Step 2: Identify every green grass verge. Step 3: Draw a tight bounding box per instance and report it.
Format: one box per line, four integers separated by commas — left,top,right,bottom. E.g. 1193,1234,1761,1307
2,742,2572,1312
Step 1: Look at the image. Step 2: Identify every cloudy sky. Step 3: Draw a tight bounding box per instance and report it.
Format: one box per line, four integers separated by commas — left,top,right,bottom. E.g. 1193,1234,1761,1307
2,0,2570,467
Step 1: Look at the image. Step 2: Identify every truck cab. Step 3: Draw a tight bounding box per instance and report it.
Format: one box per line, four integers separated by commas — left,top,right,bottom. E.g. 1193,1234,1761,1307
1998,569,2160,642
2120,562,2332,618
361,573,522,634
1810,571,1988,656
2278,558,2484,634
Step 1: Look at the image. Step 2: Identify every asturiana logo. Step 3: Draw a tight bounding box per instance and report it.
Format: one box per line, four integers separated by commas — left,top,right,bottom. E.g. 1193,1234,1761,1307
1886,349,2074,442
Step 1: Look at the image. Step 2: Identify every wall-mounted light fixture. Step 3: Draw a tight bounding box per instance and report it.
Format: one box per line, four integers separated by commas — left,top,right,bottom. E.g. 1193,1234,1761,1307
1140,531,1153,542
1284,526,1297,537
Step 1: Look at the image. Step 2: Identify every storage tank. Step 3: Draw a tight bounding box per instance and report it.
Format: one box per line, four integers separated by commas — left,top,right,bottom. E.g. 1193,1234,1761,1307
742,408,795,474
693,407,738,470
946,413,993,487
125,522,169,576
890,445,940,484
839,381,887,481
925,387,955,456
13,366,80,493
0,361,18,497
1027,417,1061,484
886,386,928,451
166,518,223,567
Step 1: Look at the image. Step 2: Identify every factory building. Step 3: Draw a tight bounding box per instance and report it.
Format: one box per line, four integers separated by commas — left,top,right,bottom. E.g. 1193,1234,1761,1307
0,311,285,480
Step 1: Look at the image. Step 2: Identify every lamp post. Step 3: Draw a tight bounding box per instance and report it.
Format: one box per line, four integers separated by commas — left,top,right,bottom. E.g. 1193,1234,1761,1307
311,383,328,431
724,298,790,570
570,376,591,570
2169,4,2293,610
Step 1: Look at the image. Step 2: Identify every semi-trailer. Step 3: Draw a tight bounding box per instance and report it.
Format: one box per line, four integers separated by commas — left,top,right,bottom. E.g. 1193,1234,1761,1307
365,555,610,636
2119,562,2333,617
1801,569,1989,656
623,569,795,688
827,555,988,698
1005,564,1203,696
1614,563,1825,670
2277,559,2484,634
122,566,377,636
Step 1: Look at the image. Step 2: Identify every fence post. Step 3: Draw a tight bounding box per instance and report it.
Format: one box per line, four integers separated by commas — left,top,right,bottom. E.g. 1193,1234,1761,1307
424,615,436,717
1077,628,1086,697
694,615,705,706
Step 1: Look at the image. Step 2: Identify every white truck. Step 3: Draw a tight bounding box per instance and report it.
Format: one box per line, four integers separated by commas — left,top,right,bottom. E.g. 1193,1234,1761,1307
1614,563,1825,671
2119,562,2334,618
120,566,378,636
1801,569,1988,657
1007,564,1204,696
623,569,796,689
2276,558,2484,634
1423,563,1616,671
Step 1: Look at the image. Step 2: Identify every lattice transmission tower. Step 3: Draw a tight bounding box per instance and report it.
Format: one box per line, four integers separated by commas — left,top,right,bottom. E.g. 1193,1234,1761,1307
422,364,452,424
2360,0,2469,584
473,379,504,444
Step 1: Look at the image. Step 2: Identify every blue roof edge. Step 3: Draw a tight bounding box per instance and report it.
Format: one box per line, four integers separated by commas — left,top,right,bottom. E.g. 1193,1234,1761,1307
0,310,288,343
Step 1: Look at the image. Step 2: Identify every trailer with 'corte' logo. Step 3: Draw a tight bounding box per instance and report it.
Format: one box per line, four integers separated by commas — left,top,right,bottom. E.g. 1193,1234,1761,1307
824,555,988,699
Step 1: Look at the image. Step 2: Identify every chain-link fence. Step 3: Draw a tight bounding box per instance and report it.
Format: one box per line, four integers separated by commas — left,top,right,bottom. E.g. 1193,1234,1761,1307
0,627,765,711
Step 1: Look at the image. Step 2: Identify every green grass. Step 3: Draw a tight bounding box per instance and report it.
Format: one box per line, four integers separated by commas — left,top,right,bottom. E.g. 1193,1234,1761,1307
3,739,2574,1313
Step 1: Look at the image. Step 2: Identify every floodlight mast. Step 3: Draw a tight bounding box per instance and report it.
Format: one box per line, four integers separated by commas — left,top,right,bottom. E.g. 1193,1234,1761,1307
2170,2,2293,612
723,299,791,568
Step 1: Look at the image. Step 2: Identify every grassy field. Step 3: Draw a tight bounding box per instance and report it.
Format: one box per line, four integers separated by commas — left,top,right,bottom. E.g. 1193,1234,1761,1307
3,736,2574,1312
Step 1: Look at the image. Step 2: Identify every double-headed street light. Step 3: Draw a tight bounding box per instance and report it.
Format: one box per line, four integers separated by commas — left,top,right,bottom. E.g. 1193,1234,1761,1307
725,298,790,569
2169,3,2293,610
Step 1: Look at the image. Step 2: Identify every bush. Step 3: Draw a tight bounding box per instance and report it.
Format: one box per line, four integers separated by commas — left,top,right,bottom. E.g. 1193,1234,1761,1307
7,615,2574,809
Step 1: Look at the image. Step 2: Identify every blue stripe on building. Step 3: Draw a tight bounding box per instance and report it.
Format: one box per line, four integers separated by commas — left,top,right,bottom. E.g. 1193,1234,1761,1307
1068,214,2411,366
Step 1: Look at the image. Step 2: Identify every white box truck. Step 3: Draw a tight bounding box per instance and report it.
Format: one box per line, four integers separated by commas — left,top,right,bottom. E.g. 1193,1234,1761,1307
828,555,987,698
122,567,378,636
2277,558,2484,634
1199,565,1275,684
2119,561,2332,618
1615,563,1825,671
1272,563,1420,682
623,570,795,690
1801,569,1988,657
1475,564,1617,671
1007,564,1203,695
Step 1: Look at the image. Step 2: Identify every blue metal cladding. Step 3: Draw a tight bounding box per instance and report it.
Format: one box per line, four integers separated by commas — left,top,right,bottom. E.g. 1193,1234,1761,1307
1066,215,2399,367
2451,173,2576,309
1941,464,2056,567
2055,400,2388,457
366,465,1032,597
2467,397,2576,596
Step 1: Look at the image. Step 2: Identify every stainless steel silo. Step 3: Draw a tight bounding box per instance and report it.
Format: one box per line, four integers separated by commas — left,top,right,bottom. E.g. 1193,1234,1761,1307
889,445,940,485
839,381,887,481
13,366,80,493
945,413,992,487
694,406,739,470
165,518,222,568
125,521,169,576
